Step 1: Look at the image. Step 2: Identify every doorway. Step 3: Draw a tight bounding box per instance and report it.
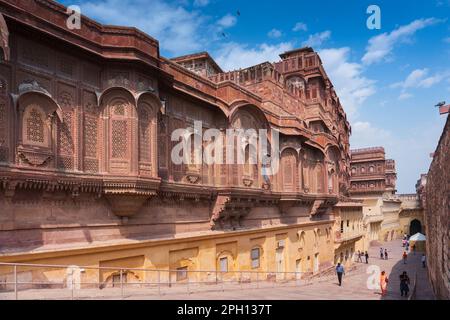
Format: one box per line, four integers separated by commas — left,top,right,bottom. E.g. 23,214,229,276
313,253,319,274
410,219,422,235
276,248,285,280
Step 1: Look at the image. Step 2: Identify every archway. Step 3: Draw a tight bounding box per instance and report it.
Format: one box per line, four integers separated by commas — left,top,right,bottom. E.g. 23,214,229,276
409,219,422,236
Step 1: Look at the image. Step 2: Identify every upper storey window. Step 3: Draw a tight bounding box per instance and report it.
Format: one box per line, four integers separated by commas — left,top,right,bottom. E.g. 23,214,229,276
23,104,48,147
286,76,305,90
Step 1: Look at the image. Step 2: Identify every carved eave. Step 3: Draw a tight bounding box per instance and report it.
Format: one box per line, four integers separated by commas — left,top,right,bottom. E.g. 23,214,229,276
102,177,160,218
277,193,337,216
0,174,104,199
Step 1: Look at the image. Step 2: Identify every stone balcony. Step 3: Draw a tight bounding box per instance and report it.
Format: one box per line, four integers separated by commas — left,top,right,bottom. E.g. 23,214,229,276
334,230,364,247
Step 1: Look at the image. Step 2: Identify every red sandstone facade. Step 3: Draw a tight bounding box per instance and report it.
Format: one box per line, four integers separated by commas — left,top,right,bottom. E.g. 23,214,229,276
349,147,397,196
0,1,351,256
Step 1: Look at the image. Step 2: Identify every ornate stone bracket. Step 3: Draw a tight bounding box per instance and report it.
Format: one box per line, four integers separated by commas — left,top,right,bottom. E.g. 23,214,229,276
210,195,254,230
185,173,200,184
103,179,159,219
310,199,328,216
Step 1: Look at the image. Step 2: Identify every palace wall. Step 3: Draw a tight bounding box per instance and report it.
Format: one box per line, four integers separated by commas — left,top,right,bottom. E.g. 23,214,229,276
424,114,449,300
0,0,356,285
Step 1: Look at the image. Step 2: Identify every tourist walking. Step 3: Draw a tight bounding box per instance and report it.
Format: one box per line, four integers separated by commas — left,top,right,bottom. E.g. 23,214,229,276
380,247,384,259
406,241,410,251
403,251,408,264
335,263,345,286
399,271,410,297
402,239,406,247
365,251,369,264
380,271,389,296
384,249,388,260
422,254,426,268
412,244,416,255
357,250,363,263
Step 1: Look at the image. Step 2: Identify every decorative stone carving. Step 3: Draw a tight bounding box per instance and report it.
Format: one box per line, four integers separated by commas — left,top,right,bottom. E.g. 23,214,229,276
186,174,200,184
210,195,253,230
18,80,50,96
107,74,130,88
242,178,253,187
17,149,53,167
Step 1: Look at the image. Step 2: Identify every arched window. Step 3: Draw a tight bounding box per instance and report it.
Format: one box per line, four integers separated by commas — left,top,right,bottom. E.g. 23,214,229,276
316,163,325,193
186,132,202,173
106,96,134,174
281,149,297,191
138,107,151,162
23,104,48,147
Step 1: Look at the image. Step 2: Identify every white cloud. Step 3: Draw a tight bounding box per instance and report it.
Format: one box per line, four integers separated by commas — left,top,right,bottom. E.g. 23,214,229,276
292,22,307,32
79,0,207,55
217,14,237,28
302,30,331,48
267,28,282,38
193,0,209,7
398,92,413,100
362,18,444,65
214,42,294,71
350,121,391,149
319,47,376,119
391,68,449,99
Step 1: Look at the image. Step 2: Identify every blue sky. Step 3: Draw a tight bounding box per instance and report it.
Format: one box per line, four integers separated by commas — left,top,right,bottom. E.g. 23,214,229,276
60,0,450,193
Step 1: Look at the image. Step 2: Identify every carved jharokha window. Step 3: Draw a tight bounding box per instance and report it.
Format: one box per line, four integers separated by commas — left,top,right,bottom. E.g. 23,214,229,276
23,104,49,147
316,163,325,193
111,101,129,159
243,144,258,182
281,149,297,191
186,133,201,173
138,107,151,162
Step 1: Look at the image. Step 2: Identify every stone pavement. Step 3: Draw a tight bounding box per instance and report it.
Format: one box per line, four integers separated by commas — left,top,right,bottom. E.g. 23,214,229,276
0,240,435,300
139,240,434,300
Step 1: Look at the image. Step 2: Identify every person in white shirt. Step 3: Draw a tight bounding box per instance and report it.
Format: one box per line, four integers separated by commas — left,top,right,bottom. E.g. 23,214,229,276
422,254,426,268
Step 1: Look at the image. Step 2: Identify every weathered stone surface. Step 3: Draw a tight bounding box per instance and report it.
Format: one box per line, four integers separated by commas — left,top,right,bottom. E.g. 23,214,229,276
423,115,449,300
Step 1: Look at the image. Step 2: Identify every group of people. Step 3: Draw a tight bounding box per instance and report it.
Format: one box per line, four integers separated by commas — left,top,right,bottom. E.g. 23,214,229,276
402,235,410,250
334,238,428,298
380,270,412,297
379,247,389,259
335,262,412,297
356,250,369,264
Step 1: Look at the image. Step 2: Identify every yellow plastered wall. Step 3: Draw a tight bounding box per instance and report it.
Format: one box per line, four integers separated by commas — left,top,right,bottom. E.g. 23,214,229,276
0,222,336,285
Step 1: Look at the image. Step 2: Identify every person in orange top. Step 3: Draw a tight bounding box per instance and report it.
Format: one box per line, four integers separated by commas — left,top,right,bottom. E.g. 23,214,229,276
403,251,408,264
380,271,388,296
